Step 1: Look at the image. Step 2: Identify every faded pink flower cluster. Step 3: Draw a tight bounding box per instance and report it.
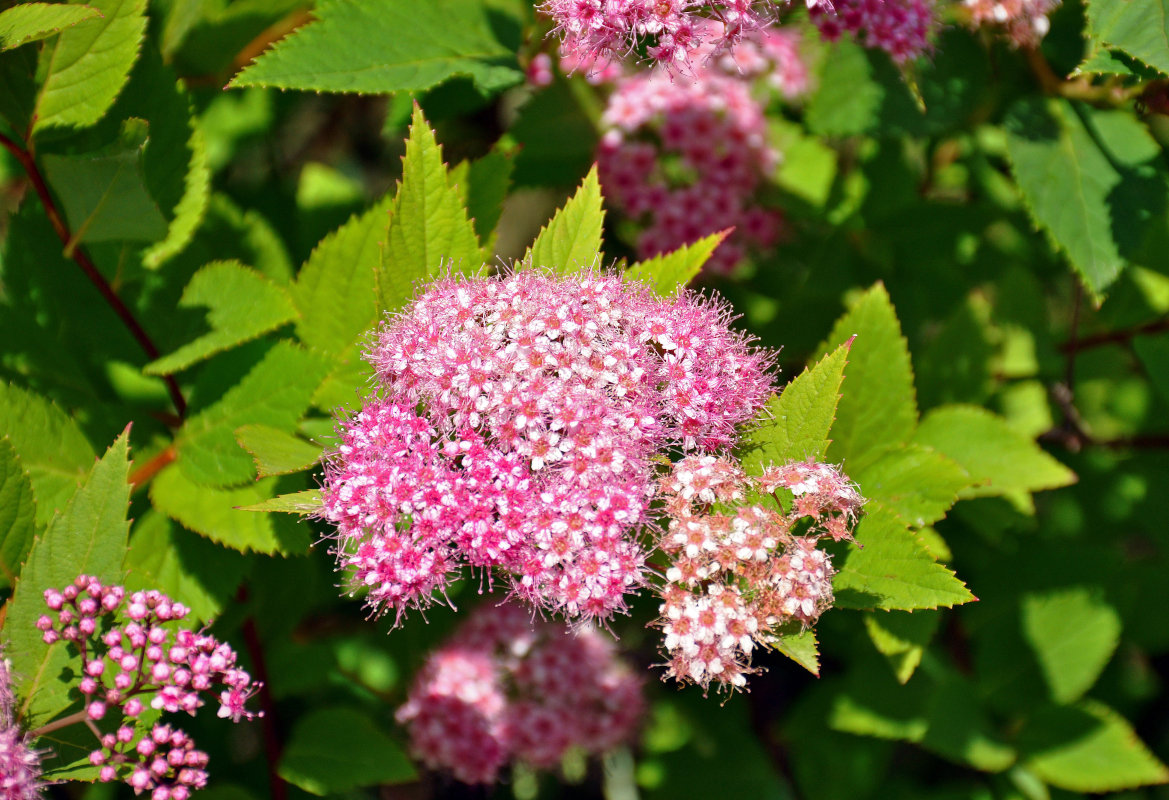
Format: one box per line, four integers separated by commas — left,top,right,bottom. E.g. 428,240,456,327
963,0,1058,46
321,271,773,625
812,0,937,63
1,655,43,800
541,0,774,73
655,456,863,692
396,602,642,783
35,577,261,800
598,26,806,274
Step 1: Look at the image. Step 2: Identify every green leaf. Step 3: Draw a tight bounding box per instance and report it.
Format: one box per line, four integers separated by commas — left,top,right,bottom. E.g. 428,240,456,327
523,165,604,273
0,3,102,50
1085,0,1169,76
913,404,1076,511
851,444,971,528
292,194,392,356
238,488,322,515
773,625,820,676
4,429,132,728
624,230,729,296
176,341,330,488
460,147,514,249
1020,587,1121,704
236,424,322,478
864,610,940,684
124,509,250,624
1020,700,1169,792
33,0,147,133
509,77,600,188
0,382,96,526
1004,98,1169,302
41,132,169,245
145,261,298,375
0,439,37,588
278,707,417,794
142,117,210,268
740,340,851,473
833,503,974,611
817,284,918,469
1134,332,1169,403
377,105,483,313
150,464,312,554
229,0,522,95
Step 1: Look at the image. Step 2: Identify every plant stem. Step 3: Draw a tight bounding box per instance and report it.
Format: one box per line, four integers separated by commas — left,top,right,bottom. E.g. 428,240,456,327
236,588,288,800
30,709,90,738
0,130,187,419
1060,316,1169,353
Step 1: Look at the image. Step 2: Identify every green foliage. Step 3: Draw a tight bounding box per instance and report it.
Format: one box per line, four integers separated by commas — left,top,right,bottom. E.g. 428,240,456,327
1084,0,1169,76
230,0,522,95
277,707,417,794
1020,587,1122,703
0,3,102,50
235,424,322,478
0,439,36,589
624,229,729,296
523,165,604,272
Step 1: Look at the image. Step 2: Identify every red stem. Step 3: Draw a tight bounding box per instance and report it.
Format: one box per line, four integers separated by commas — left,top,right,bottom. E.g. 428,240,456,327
236,588,288,800
0,130,187,419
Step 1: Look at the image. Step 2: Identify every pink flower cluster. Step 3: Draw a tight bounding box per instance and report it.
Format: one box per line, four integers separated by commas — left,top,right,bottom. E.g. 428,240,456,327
1,655,43,800
655,456,863,692
812,0,937,63
396,602,642,783
963,0,1058,46
541,0,773,73
321,271,773,625
35,577,261,800
597,30,801,275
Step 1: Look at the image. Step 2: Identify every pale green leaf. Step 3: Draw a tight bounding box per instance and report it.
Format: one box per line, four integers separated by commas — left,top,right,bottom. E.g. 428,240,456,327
0,3,102,50
864,610,940,684
773,625,820,676
238,489,322,515
624,230,729,296
0,382,95,526
852,444,971,528
142,124,210,268
311,351,374,414
833,503,974,611
462,147,514,249
176,342,330,488
1004,98,1169,302
236,424,322,478
278,707,417,795
377,105,483,314
1021,700,1169,792
0,439,37,588
523,165,604,274
229,0,522,95
740,340,851,474
913,404,1076,510
150,464,312,554
41,134,168,245
817,284,917,469
1021,587,1121,704
145,261,298,375
33,0,147,133
1085,0,1169,75
124,509,251,624
4,429,132,728
292,194,392,356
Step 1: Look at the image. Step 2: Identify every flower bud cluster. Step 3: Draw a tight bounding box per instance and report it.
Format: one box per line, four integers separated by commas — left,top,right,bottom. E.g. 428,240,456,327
541,0,774,74
963,0,1058,46
321,271,773,626
654,456,863,692
35,577,261,800
812,0,937,63
597,25,806,275
396,602,643,784
1,655,44,800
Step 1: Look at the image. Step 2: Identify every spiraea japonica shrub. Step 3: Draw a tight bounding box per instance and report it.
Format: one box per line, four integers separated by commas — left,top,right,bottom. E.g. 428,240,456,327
2,0,1168,797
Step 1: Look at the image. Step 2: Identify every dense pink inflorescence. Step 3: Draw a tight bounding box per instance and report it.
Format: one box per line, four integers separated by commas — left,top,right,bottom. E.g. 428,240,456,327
597,26,806,275
655,456,863,692
35,577,262,800
1,655,44,800
396,602,643,783
540,0,776,74
812,0,937,62
321,271,774,625
963,0,1059,46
